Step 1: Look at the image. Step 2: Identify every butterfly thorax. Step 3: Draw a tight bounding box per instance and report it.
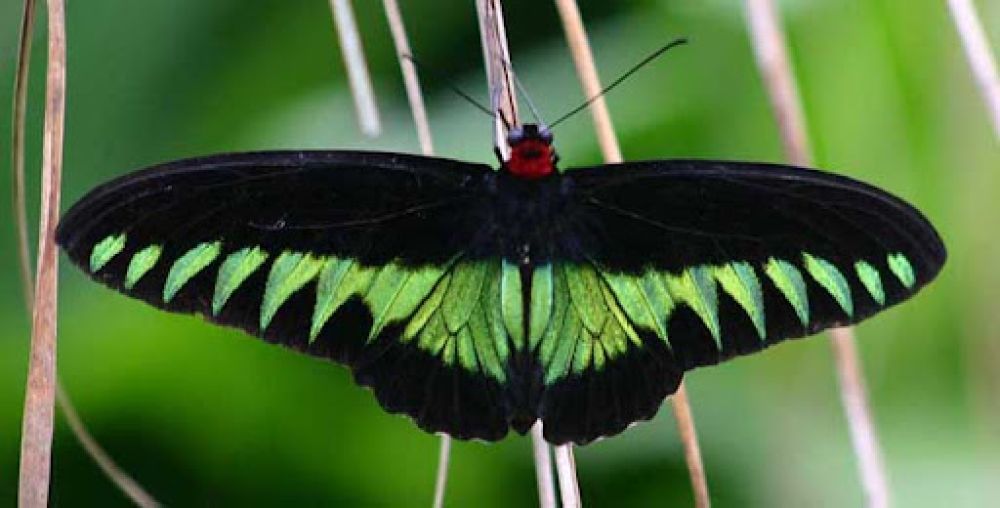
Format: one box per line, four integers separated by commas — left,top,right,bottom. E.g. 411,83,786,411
503,124,558,180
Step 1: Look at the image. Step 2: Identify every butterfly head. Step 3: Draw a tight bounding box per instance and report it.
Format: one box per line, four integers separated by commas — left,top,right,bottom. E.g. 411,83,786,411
503,124,558,180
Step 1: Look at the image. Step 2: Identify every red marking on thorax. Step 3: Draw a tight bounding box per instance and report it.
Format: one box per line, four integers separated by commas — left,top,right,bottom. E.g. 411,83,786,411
505,139,555,179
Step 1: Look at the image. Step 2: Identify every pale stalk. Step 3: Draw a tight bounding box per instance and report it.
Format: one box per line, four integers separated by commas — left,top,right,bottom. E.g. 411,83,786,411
745,1,890,506
946,0,1000,138
381,1,450,506
329,0,381,136
552,1,711,506
18,0,66,504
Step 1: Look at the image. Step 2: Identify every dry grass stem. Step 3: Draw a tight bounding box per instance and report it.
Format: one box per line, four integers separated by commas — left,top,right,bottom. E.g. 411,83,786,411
552,0,621,163
380,2,450,505
946,0,1000,138
56,386,161,507
671,385,710,508
553,444,581,508
552,1,711,505
18,0,66,504
329,0,381,137
12,1,160,505
382,0,434,154
746,1,890,506
531,423,557,508
12,0,37,313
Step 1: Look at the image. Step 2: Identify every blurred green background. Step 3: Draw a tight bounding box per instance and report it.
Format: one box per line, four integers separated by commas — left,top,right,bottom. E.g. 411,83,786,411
2,0,997,506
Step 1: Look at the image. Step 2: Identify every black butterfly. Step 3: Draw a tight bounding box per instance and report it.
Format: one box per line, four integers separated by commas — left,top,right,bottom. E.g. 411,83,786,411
57,123,945,444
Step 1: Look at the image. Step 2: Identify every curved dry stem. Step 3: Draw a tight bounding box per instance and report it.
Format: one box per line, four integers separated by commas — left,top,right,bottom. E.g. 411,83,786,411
12,1,160,505
56,386,161,508
946,0,1000,138
328,0,381,137
671,384,710,508
552,0,711,505
18,0,66,504
12,0,37,313
745,1,890,506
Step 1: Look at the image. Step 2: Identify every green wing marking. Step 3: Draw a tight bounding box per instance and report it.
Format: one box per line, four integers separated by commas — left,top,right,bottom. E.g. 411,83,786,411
714,262,766,339
213,247,268,315
764,258,810,325
887,253,916,289
125,245,161,290
854,261,885,306
311,259,371,341
163,241,222,302
90,233,126,272
260,251,324,330
803,253,853,317
666,267,721,348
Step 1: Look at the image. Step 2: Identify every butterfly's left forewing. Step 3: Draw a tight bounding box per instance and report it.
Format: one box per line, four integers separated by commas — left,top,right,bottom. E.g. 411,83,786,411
58,151,522,440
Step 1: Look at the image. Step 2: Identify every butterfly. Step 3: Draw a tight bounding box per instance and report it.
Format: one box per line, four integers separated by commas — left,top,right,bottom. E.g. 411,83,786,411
57,122,946,444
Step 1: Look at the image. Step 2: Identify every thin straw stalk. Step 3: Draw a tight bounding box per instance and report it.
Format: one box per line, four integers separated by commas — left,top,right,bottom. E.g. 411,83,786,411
329,0,382,137
745,1,890,507
381,2,450,506
552,1,711,506
18,0,67,504
946,0,1000,138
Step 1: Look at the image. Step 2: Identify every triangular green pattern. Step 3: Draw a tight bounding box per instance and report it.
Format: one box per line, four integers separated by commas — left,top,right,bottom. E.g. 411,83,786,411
212,246,268,315
887,253,916,289
666,267,722,349
310,258,370,341
602,271,662,340
260,252,325,330
854,261,885,306
764,258,810,326
90,233,126,272
545,306,582,384
528,264,554,349
403,271,451,342
125,244,162,290
164,241,222,303
365,262,448,339
803,253,853,317
538,267,570,367
500,260,525,350
402,260,509,382
563,264,609,334
442,261,488,333
714,262,766,339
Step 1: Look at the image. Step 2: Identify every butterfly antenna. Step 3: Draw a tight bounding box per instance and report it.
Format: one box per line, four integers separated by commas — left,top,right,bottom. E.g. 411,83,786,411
402,53,496,119
549,37,689,128
511,69,546,125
